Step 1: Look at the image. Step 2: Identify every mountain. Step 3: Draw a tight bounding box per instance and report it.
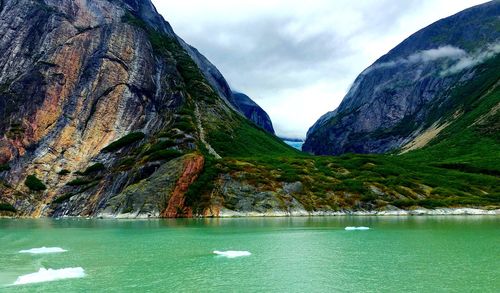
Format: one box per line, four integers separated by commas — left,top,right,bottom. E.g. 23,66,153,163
1,1,498,218
0,0,294,217
232,92,275,134
304,1,500,155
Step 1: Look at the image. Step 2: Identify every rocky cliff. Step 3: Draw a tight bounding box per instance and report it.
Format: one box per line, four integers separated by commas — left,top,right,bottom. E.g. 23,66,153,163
0,0,289,218
232,92,275,134
304,1,500,155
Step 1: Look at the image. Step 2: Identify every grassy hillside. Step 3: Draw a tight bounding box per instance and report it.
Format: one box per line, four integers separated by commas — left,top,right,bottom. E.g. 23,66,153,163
219,154,497,211
208,116,299,157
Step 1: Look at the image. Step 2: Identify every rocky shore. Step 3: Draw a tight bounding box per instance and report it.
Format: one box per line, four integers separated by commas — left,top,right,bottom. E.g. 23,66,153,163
3,207,498,219
216,208,500,217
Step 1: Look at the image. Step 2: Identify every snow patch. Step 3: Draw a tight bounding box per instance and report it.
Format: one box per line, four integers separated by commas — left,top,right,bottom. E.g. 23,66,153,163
213,250,251,258
19,247,67,254
345,227,370,231
13,267,85,285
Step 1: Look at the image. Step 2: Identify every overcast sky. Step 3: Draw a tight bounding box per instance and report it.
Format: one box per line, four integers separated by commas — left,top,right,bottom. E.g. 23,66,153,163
152,0,489,138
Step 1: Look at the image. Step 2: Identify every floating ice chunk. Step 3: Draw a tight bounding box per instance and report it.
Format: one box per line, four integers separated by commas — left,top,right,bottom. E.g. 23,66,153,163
213,250,251,258
345,227,370,231
13,267,85,285
19,247,67,254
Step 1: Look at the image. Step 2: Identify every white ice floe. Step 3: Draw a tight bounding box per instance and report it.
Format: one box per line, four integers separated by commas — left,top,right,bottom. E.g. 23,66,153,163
213,250,251,258
345,227,370,231
19,247,67,254
13,267,85,285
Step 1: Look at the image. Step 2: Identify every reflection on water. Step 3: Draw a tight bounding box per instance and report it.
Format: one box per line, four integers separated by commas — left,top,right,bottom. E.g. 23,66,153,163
1,215,497,230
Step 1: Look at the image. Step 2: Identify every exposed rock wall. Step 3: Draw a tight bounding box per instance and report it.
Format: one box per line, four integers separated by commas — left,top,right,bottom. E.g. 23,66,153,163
0,0,201,216
304,1,500,155
232,92,275,134
161,154,204,218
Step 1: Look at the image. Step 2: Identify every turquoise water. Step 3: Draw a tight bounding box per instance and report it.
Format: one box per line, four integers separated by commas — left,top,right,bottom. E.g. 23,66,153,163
284,140,304,150
0,217,498,292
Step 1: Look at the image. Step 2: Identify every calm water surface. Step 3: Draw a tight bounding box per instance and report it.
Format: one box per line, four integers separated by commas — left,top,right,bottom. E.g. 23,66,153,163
0,216,498,292
284,140,304,150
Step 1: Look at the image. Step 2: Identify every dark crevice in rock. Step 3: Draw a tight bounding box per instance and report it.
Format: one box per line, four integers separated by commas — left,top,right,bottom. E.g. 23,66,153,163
60,25,101,46
82,82,128,132
75,25,101,35
103,55,130,71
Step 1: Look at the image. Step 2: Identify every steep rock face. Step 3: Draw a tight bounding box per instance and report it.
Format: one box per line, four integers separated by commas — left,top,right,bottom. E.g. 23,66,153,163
304,1,500,155
232,92,275,134
0,0,188,216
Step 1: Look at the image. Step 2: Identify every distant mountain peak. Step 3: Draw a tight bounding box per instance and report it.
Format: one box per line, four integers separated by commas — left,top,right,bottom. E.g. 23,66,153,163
232,92,275,134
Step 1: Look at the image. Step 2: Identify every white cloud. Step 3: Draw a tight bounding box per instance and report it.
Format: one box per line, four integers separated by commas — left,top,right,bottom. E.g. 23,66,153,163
152,0,490,138
442,42,500,75
408,46,467,63
364,46,467,74
363,42,500,77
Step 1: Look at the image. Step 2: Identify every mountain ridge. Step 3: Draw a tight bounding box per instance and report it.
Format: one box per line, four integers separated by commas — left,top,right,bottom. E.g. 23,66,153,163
304,1,500,155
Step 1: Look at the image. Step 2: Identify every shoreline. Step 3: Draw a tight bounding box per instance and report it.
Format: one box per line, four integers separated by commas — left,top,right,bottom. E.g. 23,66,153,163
3,207,499,219
215,208,500,218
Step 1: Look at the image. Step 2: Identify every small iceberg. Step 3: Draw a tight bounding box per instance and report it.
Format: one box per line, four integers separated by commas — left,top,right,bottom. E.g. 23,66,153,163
345,226,370,231
213,250,251,258
13,267,85,285
19,247,67,254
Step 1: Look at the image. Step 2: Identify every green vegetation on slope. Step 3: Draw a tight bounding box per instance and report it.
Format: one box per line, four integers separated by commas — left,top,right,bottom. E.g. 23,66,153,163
102,132,146,153
53,193,74,204
25,175,46,191
58,169,71,176
220,152,498,211
67,178,95,186
82,163,105,175
0,164,10,172
0,203,16,213
208,116,299,158
144,149,183,162
185,156,219,214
